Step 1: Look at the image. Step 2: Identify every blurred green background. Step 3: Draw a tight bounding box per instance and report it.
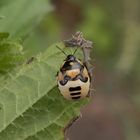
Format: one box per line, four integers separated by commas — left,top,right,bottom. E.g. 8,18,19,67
19,0,140,139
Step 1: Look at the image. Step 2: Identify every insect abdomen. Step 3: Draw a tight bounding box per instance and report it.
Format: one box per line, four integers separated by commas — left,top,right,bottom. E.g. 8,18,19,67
69,86,81,100
58,79,90,100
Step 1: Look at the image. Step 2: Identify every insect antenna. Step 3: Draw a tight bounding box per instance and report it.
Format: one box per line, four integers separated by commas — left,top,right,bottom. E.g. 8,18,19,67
56,45,67,56
73,47,79,55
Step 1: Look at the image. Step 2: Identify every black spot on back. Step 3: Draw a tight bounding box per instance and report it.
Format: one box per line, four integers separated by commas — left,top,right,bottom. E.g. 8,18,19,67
80,77,88,83
70,92,81,96
61,60,84,72
59,76,70,86
73,74,88,83
69,86,81,92
71,96,81,100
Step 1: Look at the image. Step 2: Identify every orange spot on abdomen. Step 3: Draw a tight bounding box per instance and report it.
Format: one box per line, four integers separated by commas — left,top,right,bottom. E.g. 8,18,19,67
66,69,80,78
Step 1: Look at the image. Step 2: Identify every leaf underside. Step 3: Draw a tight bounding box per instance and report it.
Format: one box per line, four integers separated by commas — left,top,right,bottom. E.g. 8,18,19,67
0,36,24,74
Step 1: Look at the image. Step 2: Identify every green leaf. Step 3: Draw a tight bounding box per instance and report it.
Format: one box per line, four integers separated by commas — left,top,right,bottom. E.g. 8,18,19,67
0,43,89,140
0,0,52,38
0,32,9,40
0,36,24,74
0,87,88,140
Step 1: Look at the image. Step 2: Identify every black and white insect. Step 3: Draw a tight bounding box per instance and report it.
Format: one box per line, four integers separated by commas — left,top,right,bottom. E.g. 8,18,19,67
57,46,91,100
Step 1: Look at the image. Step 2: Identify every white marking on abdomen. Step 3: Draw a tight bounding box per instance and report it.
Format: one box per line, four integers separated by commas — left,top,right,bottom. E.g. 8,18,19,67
58,79,90,100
